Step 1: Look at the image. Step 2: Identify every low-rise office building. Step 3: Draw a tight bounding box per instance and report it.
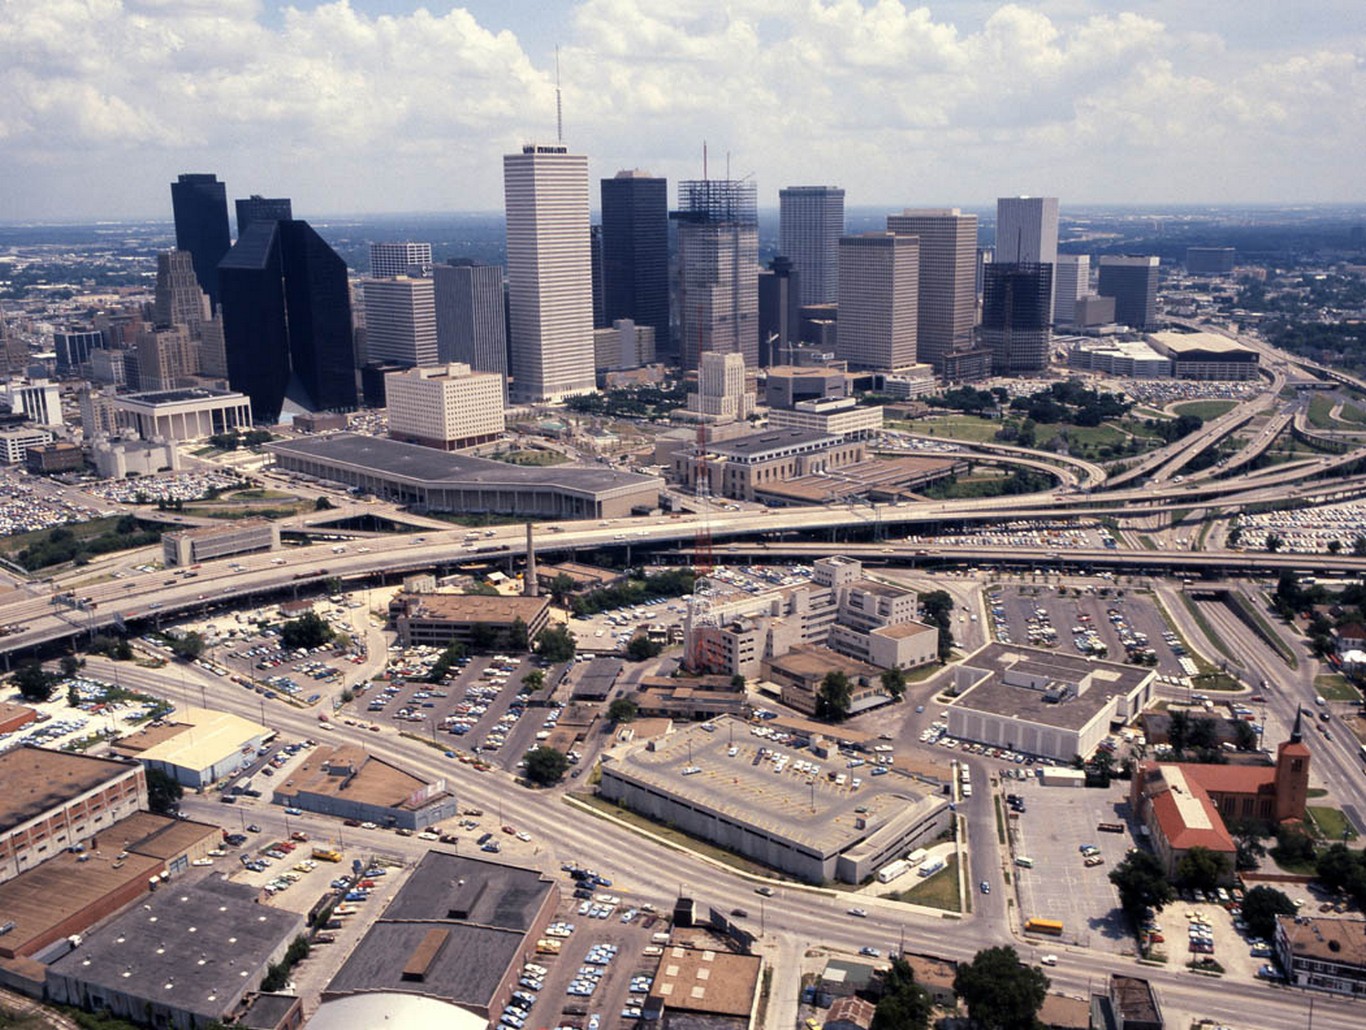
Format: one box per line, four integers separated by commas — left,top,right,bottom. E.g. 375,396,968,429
385,362,506,451
114,387,253,441
161,518,279,567
633,675,750,721
671,427,865,502
109,706,272,788
1066,338,1172,378
25,441,84,473
1089,974,1163,1030
0,427,54,464
46,879,305,1030
765,396,884,440
762,644,889,716
599,715,949,883
392,593,551,649
272,744,456,830
1147,331,1260,380
945,643,1155,762
0,747,147,885
269,433,663,519
1275,915,1366,998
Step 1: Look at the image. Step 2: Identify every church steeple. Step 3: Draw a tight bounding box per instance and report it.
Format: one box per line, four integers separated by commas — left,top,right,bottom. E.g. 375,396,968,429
1290,706,1303,744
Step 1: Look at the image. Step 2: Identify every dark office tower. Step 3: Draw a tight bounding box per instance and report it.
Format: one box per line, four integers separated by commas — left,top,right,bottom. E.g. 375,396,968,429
758,256,801,367
590,225,608,328
53,330,103,375
779,186,845,306
601,170,669,352
1097,256,1160,329
886,208,978,371
434,262,509,378
170,173,231,308
673,178,759,370
218,220,357,422
979,262,1052,373
1185,247,1236,276
235,195,293,237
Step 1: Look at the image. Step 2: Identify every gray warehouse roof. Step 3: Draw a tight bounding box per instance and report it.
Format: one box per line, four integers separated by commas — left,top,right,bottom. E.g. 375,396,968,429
269,433,660,495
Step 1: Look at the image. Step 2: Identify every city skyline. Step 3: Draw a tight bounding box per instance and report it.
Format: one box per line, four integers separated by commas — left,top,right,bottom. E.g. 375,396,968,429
2,1,1363,221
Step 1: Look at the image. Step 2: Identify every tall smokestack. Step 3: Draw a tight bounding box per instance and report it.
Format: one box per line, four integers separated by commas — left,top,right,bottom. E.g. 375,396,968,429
524,522,539,597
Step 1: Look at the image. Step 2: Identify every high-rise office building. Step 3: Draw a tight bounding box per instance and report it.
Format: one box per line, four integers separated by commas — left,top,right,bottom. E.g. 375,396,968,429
979,263,1053,373
590,224,607,329
433,262,508,378
135,324,196,392
995,196,1059,265
218,219,358,422
502,143,597,403
153,250,210,339
758,256,801,367
674,179,759,370
53,330,104,375
885,208,977,371
235,195,293,237
1185,247,1236,276
836,233,919,372
370,241,433,279
1052,254,1089,325
361,277,438,368
594,319,656,372
600,170,669,354
170,173,231,308
198,315,228,379
779,186,845,306
687,350,754,422
1098,256,1160,329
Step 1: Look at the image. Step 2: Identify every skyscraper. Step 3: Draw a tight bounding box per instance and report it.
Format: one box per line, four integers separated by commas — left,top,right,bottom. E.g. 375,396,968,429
218,219,358,422
885,208,977,371
601,170,669,353
502,143,596,403
235,195,293,237
995,196,1059,265
362,277,438,367
836,233,919,372
170,174,231,308
758,256,801,367
153,251,210,339
370,242,433,278
1097,256,1160,329
1052,254,1089,325
136,324,195,392
687,351,754,421
673,179,759,370
779,186,845,306
979,263,1053,373
433,262,508,378
589,224,607,328
53,330,103,375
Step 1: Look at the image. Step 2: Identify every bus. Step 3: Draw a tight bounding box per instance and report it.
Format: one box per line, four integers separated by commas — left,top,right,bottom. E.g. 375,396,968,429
1025,918,1064,936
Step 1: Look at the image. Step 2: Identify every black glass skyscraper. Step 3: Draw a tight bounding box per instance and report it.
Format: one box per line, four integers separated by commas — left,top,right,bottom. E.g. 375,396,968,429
170,173,231,308
235,195,294,237
979,262,1053,373
219,220,357,422
601,171,669,355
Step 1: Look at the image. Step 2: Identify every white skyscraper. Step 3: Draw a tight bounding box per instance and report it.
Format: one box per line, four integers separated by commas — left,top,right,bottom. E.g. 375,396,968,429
1053,254,1089,325
779,186,845,306
997,196,1059,323
836,233,919,372
362,277,438,367
503,144,597,403
370,241,433,278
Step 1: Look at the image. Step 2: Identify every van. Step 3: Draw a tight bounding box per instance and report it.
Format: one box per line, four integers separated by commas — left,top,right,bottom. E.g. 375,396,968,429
1015,856,1035,868
651,931,671,944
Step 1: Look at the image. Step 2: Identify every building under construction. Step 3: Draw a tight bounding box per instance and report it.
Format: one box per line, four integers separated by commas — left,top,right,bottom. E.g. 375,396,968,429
672,179,760,370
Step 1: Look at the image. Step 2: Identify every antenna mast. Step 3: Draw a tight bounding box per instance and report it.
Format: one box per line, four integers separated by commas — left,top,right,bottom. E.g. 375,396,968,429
703,141,708,181
555,45,563,142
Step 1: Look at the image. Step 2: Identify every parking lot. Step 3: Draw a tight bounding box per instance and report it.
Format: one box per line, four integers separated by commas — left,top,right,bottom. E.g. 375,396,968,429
1149,890,1277,983
1010,777,1134,954
987,584,1190,679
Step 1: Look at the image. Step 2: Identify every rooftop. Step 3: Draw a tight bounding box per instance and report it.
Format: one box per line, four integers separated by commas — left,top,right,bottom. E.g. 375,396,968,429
706,427,836,459
0,747,138,834
109,706,269,775
765,644,882,684
164,519,273,542
606,716,935,857
46,879,304,1021
269,433,662,497
401,594,550,625
119,388,245,406
1277,915,1366,968
1109,975,1162,1025
652,944,761,1017
278,745,437,811
1148,330,1256,357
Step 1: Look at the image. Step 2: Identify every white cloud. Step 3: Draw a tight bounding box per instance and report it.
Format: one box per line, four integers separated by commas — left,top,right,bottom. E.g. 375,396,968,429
0,0,1361,218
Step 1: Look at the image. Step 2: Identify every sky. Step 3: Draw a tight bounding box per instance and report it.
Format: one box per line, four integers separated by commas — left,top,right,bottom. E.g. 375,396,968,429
1,0,1363,220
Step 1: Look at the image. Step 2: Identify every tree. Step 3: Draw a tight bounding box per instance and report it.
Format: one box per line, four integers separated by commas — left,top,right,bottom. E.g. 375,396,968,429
952,946,1049,1030
548,572,577,604
520,669,546,693
1241,885,1297,940
1355,534,1366,558
1231,718,1257,751
523,746,570,786
880,666,907,701
1176,845,1231,891
427,641,467,682
1109,850,1175,918
919,590,957,661
1328,539,1342,555
608,697,639,723
625,634,662,661
169,631,206,661
145,767,183,815
1265,532,1284,553
1271,824,1317,866
815,671,852,722
507,616,530,651
13,660,57,702
535,624,577,663
872,957,932,1030
60,655,83,679
279,611,335,650
314,495,336,511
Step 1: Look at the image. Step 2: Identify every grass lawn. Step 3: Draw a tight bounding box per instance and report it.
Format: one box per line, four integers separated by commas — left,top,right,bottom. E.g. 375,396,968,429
1306,806,1359,842
882,854,961,912
1173,400,1239,420
1308,395,1337,430
226,488,297,501
1337,401,1366,425
0,515,126,552
491,449,571,466
895,416,1002,444
1315,674,1363,702
182,504,308,520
